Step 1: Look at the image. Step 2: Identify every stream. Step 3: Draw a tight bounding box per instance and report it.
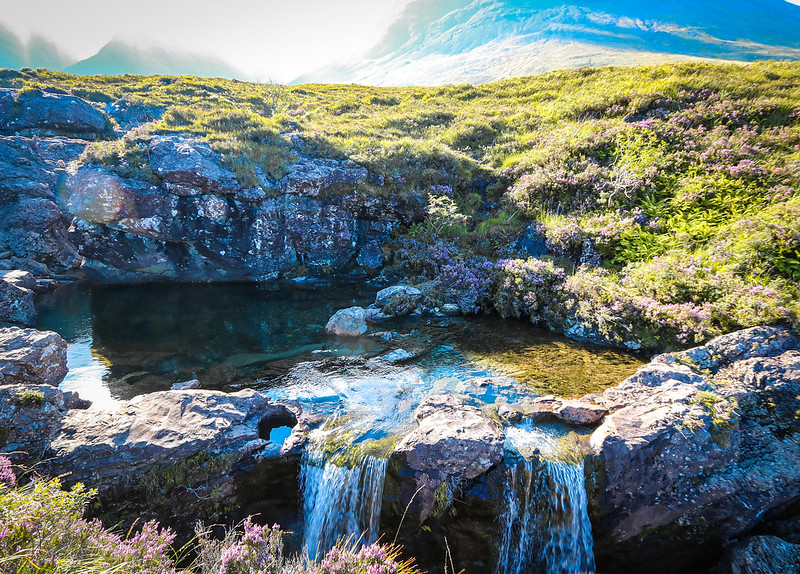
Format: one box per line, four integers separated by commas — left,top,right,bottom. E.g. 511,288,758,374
36,280,644,573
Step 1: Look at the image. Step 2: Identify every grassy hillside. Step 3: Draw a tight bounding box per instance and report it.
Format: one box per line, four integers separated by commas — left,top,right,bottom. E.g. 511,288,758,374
2,61,799,349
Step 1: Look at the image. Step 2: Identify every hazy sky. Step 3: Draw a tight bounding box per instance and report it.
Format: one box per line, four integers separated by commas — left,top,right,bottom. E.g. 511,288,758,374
0,0,411,80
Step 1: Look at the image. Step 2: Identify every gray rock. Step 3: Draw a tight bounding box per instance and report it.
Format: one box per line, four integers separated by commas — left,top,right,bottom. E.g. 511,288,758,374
105,99,164,132
526,395,608,425
391,394,504,524
0,384,67,460
588,326,800,573
3,91,108,137
171,379,201,390
378,349,415,363
1,270,37,291
356,240,384,269
43,389,302,490
280,156,368,197
325,306,368,336
375,285,423,316
711,536,800,574
0,278,35,325
149,135,239,193
0,326,68,386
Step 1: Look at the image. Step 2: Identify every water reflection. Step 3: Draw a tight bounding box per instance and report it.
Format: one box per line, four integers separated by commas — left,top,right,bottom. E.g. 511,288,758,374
36,281,645,408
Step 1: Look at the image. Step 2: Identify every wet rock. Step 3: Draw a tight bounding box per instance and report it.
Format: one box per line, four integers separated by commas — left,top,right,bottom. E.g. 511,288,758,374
42,389,302,490
390,394,504,524
2,91,108,138
526,395,608,426
0,277,35,325
1,270,37,291
0,326,68,386
497,402,525,423
149,135,239,194
0,383,67,460
356,240,384,270
63,391,92,410
378,349,416,363
588,326,800,573
171,379,201,390
375,285,423,316
711,536,800,574
325,306,367,336
280,156,368,197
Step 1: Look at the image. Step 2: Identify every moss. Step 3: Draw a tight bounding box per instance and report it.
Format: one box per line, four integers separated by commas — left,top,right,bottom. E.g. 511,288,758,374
136,451,231,498
16,390,45,409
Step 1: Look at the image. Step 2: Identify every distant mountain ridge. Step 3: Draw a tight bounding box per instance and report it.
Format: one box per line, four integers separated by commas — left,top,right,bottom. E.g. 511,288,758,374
1,1,800,84
294,0,800,85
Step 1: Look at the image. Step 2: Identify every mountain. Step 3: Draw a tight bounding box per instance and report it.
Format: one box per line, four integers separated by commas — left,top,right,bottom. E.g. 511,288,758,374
294,0,800,85
0,24,71,71
64,40,246,79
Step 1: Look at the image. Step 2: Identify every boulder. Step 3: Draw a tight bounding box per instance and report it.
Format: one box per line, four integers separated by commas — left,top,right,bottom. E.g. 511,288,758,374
4,91,108,137
525,395,608,426
375,285,423,316
0,326,68,386
149,135,239,194
0,277,35,325
171,379,201,390
42,389,302,490
106,99,164,132
0,384,67,460
711,536,800,574
325,306,368,336
280,156,368,197
588,326,800,573
0,270,37,291
390,394,504,524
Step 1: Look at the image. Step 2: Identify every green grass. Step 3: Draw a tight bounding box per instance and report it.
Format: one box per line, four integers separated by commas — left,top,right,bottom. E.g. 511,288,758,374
2,61,799,348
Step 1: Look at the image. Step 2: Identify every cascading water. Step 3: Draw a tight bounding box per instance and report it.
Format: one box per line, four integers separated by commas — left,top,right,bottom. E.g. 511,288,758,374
300,449,388,560
496,426,595,574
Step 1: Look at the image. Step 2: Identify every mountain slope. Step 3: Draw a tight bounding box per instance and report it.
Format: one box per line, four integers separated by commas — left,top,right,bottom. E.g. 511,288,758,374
296,0,800,85
64,40,245,79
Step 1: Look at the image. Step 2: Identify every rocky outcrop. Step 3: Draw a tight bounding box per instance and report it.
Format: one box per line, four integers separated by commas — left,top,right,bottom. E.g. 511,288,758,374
0,384,67,459
0,275,35,325
587,326,800,573
0,325,68,386
149,135,239,194
0,90,423,282
711,535,800,574
41,389,305,490
325,306,368,336
0,89,109,138
280,155,368,197
388,394,504,525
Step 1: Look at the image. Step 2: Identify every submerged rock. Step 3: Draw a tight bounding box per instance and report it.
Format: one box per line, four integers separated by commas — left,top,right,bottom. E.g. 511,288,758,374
389,394,504,524
588,326,800,573
0,325,68,386
325,306,368,336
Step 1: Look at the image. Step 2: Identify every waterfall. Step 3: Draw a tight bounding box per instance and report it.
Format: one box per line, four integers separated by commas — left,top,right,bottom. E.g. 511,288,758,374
496,425,595,574
300,450,388,560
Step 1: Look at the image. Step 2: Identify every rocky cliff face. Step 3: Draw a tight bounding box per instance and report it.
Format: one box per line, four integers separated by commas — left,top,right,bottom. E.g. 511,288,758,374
586,326,800,573
0,89,423,282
